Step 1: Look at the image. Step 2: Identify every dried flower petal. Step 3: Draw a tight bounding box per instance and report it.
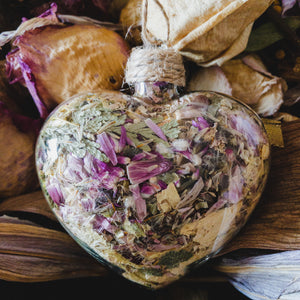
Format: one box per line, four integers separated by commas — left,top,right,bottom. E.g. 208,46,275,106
192,117,210,131
145,118,168,141
216,250,300,300
93,159,125,190
127,155,172,184
93,214,117,234
282,0,300,16
97,132,118,166
222,55,287,116
0,3,60,48
187,66,232,96
129,184,147,221
47,178,64,206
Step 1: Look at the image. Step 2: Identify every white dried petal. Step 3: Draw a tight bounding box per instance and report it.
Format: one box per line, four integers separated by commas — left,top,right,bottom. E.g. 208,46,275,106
171,139,190,151
187,66,232,95
216,250,300,300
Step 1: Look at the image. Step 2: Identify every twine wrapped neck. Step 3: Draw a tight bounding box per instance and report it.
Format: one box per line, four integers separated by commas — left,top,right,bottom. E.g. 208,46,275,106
125,47,186,87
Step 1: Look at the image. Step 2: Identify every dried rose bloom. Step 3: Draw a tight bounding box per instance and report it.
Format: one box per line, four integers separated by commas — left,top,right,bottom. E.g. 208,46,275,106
188,54,287,117
4,4,130,118
221,55,287,116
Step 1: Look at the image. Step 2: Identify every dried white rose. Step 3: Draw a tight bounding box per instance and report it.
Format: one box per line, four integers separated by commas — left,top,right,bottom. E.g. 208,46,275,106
222,54,287,116
188,54,287,117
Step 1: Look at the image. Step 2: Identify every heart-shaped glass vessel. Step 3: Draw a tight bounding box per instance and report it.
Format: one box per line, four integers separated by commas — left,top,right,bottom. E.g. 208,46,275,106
36,87,270,288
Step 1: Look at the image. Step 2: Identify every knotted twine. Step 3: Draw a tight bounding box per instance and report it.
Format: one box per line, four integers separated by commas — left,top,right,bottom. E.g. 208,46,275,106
125,47,186,87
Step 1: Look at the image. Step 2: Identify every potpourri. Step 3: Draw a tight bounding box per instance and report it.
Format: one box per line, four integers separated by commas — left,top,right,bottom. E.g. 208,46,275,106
36,89,270,288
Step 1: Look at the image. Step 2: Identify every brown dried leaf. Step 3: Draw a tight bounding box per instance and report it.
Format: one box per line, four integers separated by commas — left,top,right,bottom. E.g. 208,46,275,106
0,190,55,221
0,216,106,282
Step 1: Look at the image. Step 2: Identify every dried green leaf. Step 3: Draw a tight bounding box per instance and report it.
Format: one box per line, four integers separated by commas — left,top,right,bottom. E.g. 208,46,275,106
246,17,300,52
161,119,180,139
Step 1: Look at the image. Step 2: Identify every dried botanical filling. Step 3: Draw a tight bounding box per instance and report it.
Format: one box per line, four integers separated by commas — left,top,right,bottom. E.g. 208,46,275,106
36,90,269,288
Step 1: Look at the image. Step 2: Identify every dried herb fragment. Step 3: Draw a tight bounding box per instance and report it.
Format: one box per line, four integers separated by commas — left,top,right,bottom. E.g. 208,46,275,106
158,250,193,269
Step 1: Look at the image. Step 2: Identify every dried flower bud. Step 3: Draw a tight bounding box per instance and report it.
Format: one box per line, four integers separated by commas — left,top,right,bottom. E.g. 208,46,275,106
187,66,232,96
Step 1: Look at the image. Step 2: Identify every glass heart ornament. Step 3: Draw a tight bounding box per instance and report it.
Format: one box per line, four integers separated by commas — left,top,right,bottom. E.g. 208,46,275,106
36,48,270,288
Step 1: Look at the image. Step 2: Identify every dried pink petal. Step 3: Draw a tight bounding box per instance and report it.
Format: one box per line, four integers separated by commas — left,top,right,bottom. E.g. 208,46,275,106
127,155,172,184
129,184,147,221
282,0,299,16
93,214,117,234
97,132,118,166
145,118,167,141
93,160,125,190
47,178,64,206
